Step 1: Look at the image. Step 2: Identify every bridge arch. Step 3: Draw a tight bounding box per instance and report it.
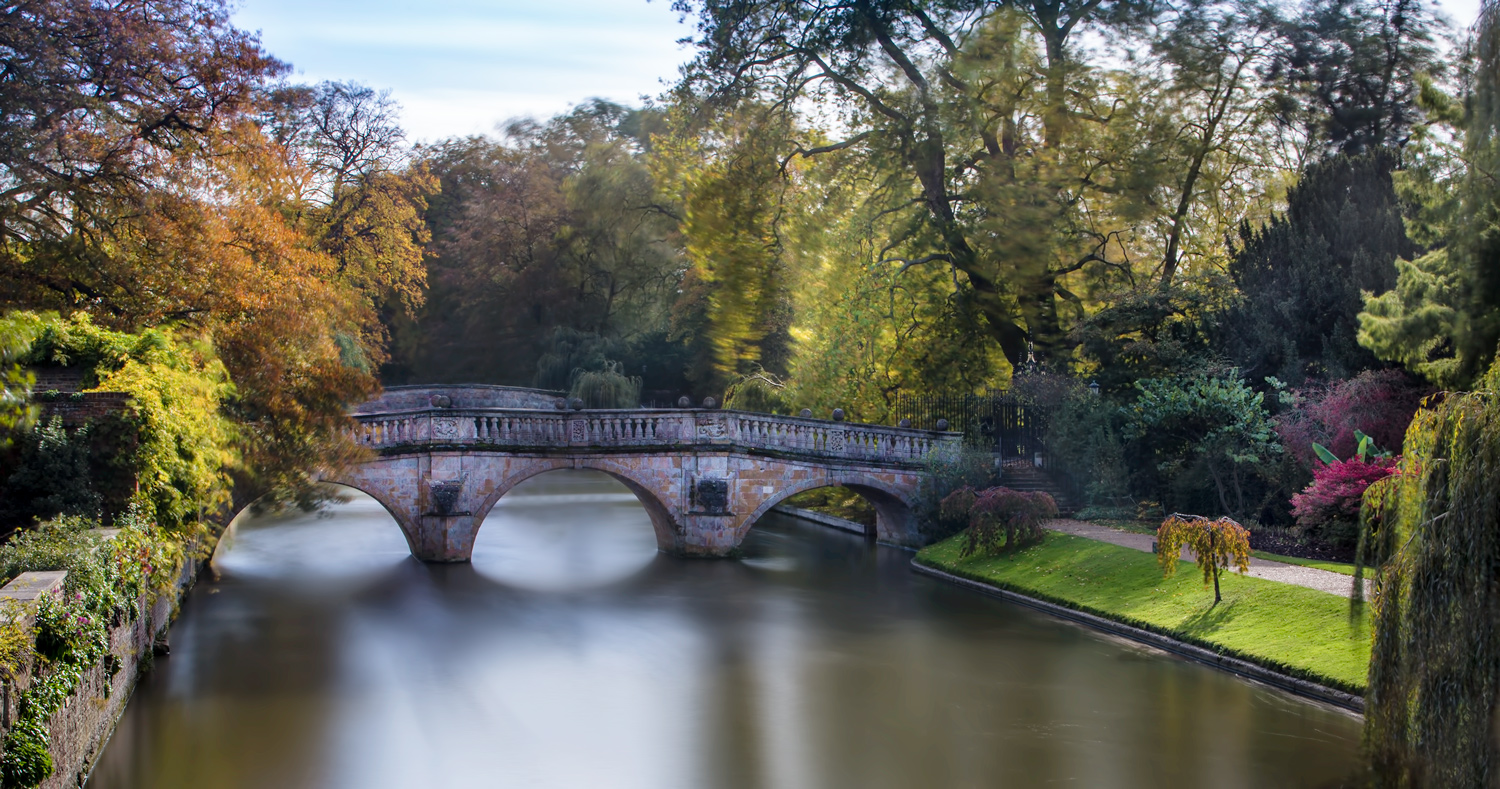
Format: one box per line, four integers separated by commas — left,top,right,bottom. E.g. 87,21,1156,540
310,475,429,557
470,460,680,554
215,481,420,567
737,472,917,545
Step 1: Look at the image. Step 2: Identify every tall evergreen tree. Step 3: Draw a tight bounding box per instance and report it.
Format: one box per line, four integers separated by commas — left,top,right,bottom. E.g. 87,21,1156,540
1220,151,1412,382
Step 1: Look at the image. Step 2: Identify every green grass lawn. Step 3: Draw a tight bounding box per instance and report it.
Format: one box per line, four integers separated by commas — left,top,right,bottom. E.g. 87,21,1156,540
1250,550,1359,576
916,532,1371,694
1080,519,1361,576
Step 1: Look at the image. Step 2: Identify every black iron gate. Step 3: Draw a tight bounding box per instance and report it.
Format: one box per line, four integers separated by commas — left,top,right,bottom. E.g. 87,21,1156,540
894,389,1048,462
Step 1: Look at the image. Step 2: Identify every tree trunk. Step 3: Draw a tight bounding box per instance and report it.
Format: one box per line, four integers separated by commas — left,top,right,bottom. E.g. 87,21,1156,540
1209,527,1222,604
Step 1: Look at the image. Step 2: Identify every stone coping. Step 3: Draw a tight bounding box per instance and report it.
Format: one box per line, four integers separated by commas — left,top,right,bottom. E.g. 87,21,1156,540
0,571,67,604
910,560,1365,715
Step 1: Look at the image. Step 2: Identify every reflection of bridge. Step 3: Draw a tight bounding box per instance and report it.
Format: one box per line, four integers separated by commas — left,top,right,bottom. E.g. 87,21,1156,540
326,387,961,562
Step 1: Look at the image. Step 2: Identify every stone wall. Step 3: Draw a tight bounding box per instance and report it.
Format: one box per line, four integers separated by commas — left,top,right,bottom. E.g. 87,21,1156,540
0,542,205,788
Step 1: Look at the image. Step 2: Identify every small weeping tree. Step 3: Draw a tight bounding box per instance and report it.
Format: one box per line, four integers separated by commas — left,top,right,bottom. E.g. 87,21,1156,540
1155,514,1252,604
1355,385,1500,786
569,361,641,409
943,486,1057,557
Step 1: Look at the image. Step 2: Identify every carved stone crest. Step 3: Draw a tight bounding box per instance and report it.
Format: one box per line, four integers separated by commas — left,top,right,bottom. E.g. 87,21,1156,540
696,417,728,439
692,477,730,515
427,477,467,516
432,417,460,440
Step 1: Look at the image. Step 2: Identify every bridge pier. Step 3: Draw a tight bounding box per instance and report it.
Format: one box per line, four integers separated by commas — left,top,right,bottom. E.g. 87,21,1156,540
407,514,481,563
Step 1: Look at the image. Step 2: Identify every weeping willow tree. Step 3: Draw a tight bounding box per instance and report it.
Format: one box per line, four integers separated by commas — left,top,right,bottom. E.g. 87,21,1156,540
1357,377,1500,785
1354,6,1500,780
722,370,790,414
569,362,641,409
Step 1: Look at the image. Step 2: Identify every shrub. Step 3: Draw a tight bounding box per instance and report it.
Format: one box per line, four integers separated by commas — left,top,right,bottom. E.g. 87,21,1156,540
1121,374,1282,518
943,486,1057,557
1290,456,1397,550
1273,369,1429,470
916,446,998,543
0,417,101,528
1044,387,1130,507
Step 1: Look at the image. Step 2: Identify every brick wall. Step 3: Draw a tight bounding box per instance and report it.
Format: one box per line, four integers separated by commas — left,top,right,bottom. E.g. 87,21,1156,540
36,393,131,426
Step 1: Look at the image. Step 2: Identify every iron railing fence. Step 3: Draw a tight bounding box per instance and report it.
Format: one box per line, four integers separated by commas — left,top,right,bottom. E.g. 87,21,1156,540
893,389,1049,463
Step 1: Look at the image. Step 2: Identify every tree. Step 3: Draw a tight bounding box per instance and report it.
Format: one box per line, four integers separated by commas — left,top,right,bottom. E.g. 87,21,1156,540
1270,0,1447,156
0,0,282,272
1155,513,1252,603
1221,151,1413,382
655,106,799,392
0,5,428,508
1358,372,1500,784
264,82,435,318
401,102,685,390
1122,375,1282,517
672,0,1157,367
1358,0,1500,386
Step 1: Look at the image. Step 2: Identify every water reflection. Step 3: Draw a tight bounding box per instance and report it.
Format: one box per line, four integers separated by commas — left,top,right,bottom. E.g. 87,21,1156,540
472,471,661,591
88,471,1363,789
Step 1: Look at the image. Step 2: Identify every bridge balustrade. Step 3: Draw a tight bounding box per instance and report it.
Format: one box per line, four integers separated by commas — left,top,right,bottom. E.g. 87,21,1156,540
349,408,957,467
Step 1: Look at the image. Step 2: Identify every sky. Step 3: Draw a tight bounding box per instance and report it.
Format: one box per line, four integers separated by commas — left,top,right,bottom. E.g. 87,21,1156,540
233,0,1487,145
233,0,694,142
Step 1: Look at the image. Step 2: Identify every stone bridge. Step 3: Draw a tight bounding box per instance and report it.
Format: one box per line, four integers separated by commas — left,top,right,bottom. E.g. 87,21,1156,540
326,387,961,562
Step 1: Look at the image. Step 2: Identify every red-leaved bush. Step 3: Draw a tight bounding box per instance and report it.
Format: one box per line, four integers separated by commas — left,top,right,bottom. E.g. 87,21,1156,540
1290,456,1398,540
941,486,1058,557
1274,370,1430,469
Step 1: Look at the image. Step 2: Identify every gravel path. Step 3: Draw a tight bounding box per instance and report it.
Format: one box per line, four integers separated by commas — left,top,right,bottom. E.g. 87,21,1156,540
1046,519,1371,599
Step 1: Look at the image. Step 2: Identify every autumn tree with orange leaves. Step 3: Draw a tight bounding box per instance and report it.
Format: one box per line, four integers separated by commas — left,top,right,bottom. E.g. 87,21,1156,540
0,0,433,507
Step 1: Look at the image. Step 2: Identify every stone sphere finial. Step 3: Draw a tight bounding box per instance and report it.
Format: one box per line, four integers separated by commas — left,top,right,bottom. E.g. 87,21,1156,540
430,394,452,408
677,395,692,408
935,418,950,431
898,418,912,428
702,396,717,409
554,398,568,410
831,408,846,422
799,408,813,418
570,398,585,411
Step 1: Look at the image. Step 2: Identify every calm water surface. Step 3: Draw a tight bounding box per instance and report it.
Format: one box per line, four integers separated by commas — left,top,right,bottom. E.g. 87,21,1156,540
88,471,1362,788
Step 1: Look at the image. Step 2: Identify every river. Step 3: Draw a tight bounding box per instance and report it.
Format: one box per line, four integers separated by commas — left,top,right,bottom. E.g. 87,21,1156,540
86,470,1362,788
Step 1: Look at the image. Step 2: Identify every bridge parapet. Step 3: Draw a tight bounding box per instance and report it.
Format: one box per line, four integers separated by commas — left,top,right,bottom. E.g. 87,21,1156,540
350,407,959,467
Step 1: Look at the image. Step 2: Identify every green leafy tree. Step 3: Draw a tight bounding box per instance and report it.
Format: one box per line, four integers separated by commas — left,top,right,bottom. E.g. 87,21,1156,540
1122,374,1282,517
1359,0,1500,386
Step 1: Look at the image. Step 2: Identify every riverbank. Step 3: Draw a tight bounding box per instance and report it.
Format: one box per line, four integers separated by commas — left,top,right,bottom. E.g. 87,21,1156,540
0,527,217,789
914,532,1371,700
